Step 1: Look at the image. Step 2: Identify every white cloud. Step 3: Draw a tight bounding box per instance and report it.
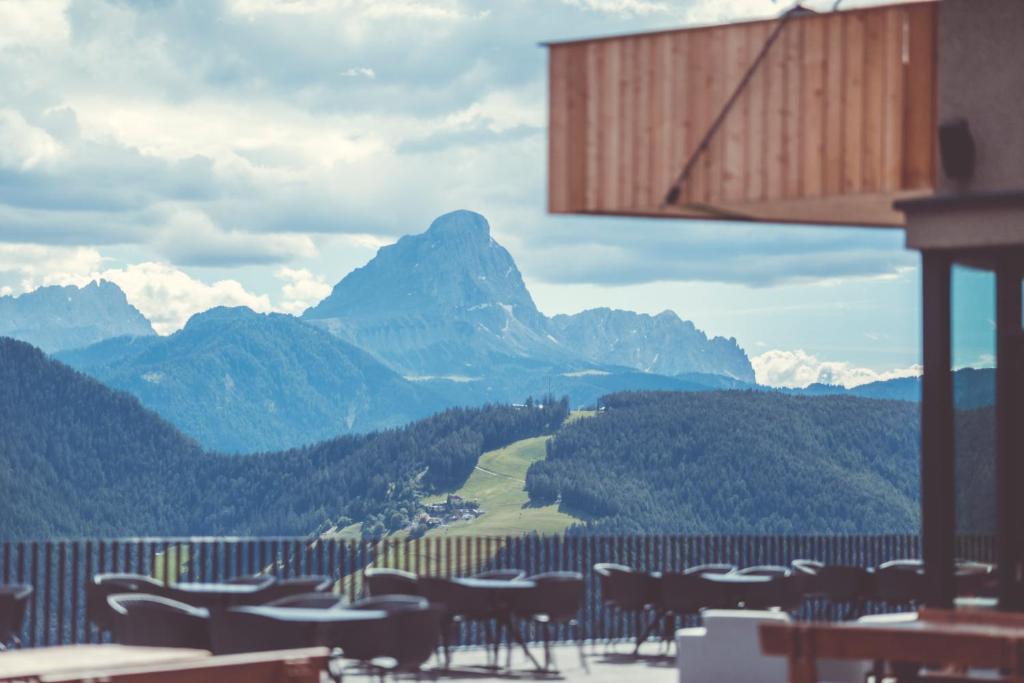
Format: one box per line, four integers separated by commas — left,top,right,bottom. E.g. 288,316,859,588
561,0,672,16
0,109,63,170
0,0,69,50
275,267,332,314
340,67,376,78
752,349,922,389
0,243,104,291
85,263,272,335
153,208,318,267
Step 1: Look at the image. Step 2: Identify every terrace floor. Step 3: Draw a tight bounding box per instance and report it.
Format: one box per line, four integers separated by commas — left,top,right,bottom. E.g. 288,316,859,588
340,642,677,682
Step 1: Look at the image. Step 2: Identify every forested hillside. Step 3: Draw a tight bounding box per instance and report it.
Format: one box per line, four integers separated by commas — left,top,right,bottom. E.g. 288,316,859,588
0,337,568,539
526,391,920,534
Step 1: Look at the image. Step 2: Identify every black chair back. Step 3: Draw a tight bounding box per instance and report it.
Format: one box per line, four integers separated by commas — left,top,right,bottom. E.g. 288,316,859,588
593,563,657,611
513,572,585,623
417,576,493,619
87,574,166,633
818,565,874,603
0,585,32,648
388,604,445,672
791,559,824,597
107,594,210,650
875,560,926,605
955,561,996,597
365,568,418,597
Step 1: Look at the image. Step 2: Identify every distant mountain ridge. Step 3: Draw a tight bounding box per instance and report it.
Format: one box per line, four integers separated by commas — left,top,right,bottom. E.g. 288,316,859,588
549,308,754,383
57,307,446,453
304,209,755,385
0,281,154,353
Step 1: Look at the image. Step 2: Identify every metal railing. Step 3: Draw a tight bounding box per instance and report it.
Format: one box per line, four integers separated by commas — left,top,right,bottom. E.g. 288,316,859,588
0,533,996,648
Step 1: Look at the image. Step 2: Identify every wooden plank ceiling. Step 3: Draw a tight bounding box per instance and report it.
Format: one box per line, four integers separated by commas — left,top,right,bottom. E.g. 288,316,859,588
547,1,937,227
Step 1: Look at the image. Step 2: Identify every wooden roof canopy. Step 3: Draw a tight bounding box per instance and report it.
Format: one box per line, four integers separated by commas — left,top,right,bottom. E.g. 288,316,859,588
545,1,937,227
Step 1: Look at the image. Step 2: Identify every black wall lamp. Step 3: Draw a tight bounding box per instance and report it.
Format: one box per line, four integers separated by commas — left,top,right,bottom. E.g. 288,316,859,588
938,117,976,182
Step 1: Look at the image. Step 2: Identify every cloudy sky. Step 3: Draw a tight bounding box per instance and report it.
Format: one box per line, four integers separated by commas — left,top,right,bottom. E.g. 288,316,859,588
0,0,962,388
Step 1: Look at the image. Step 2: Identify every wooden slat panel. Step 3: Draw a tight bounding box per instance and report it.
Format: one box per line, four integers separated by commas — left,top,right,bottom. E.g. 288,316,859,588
765,17,786,201
545,3,937,226
882,8,907,191
634,36,652,208
783,18,804,199
651,34,673,208
706,27,727,204
861,8,886,193
547,46,570,212
842,11,866,193
801,16,826,198
618,38,635,208
584,43,600,211
567,43,588,211
903,2,936,189
746,21,769,202
668,32,689,206
599,40,620,210
823,13,846,196
721,23,749,201
685,29,708,205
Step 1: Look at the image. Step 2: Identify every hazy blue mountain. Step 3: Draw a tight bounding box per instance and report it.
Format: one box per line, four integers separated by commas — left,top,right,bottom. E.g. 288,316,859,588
304,209,570,376
0,281,154,353
782,368,993,406
548,308,755,383
56,307,446,453
304,209,755,394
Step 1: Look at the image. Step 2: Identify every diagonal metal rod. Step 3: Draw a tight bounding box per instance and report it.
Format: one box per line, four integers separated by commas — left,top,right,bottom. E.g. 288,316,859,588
661,4,811,208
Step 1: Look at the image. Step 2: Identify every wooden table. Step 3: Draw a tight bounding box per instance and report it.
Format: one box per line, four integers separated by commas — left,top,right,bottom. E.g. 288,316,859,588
40,648,329,683
0,645,210,682
760,611,1024,683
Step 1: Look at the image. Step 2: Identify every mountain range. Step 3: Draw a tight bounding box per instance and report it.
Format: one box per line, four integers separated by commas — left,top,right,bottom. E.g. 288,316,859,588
3,210,757,451
2,336,566,539
56,307,446,453
0,280,154,353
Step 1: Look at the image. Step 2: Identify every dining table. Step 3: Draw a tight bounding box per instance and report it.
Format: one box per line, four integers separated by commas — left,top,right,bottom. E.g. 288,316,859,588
760,609,1024,683
164,581,268,608
0,644,210,682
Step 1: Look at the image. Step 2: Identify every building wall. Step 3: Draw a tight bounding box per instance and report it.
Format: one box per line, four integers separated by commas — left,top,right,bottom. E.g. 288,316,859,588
936,0,1024,195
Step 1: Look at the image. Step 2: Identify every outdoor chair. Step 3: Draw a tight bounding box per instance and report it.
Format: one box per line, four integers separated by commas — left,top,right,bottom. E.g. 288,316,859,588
654,564,737,651
86,573,167,634
736,565,800,611
417,575,499,669
247,575,331,604
817,565,874,620
510,571,586,673
364,567,419,597
0,584,32,650
955,560,996,597
349,594,443,675
593,563,660,653
107,593,210,650
875,559,927,608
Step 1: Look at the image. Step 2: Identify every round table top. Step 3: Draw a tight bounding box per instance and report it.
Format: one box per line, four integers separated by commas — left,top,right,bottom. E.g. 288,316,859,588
171,582,265,594
231,606,390,623
451,577,536,591
701,573,774,584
